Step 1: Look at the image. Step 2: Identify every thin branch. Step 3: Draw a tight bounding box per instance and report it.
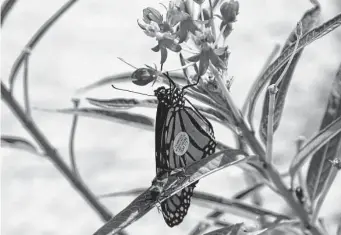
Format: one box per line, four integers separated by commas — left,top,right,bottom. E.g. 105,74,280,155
1,81,113,222
265,85,278,163
242,44,281,127
23,51,31,116
69,98,80,176
1,0,18,25
311,139,341,224
8,0,78,92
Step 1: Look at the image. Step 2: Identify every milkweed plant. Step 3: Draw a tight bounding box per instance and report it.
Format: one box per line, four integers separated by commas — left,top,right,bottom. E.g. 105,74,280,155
1,0,341,235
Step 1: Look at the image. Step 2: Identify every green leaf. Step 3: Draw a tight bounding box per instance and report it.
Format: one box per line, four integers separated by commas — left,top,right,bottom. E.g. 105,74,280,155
1,135,38,154
86,97,228,124
77,72,187,93
36,107,154,131
245,13,341,129
189,210,227,235
189,222,211,235
87,97,158,109
93,149,249,235
76,72,134,93
259,3,321,142
99,188,290,221
203,223,243,235
306,64,341,201
232,183,263,200
290,115,341,178
251,220,301,235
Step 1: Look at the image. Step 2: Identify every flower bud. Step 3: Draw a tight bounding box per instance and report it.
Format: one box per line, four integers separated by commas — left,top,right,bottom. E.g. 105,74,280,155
143,7,163,24
220,0,239,23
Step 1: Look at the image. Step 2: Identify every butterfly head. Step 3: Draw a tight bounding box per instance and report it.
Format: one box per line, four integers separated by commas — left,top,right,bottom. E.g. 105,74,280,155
154,86,185,108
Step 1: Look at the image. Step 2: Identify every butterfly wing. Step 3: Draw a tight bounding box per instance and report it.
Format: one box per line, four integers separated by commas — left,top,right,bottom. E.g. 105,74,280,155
155,100,171,175
160,106,216,227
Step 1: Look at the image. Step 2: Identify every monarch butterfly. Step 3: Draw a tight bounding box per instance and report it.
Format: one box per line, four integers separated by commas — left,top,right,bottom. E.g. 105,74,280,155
153,73,217,227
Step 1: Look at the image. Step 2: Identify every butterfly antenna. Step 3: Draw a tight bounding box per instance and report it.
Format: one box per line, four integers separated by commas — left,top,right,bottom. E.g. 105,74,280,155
163,72,176,88
117,57,138,69
111,85,154,97
182,75,201,90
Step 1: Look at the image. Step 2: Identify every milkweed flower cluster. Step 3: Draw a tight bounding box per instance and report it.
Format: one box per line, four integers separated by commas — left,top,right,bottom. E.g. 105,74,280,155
134,0,239,85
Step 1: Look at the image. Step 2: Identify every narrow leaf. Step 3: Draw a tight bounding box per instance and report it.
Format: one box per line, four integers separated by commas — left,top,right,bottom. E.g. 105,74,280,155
77,72,133,93
246,13,341,128
77,72,187,93
93,149,248,235
99,188,290,220
87,97,158,109
1,0,18,26
1,135,38,153
259,3,321,142
252,220,300,235
232,183,263,200
36,107,154,131
306,64,341,200
203,223,242,235
87,97,228,123
290,116,341,178
189,222,211,235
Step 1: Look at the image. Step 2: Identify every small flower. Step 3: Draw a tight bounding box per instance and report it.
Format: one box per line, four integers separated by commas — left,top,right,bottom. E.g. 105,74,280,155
151,35,181,66
219,0,239,38
176,16,201,43
139,6,181,67
187,30,226,76
167,1,189,26
131,67,159,86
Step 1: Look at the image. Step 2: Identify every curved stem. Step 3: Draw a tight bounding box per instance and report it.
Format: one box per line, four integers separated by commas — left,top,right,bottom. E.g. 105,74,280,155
1,81,113,222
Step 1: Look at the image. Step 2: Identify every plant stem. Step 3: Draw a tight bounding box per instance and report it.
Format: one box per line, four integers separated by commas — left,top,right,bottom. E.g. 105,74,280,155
1,81,113,222
311,139,341,224
8,0,78,91
239,119,322,234
23,51,31,116
1,0,18,25
266,84,278,163
69,98,80,176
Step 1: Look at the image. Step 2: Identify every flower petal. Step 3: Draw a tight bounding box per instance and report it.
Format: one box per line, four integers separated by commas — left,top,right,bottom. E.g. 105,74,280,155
199,49,210,76
159,38,181,52
160,47,168,65
187,54,200,62
151,45,160,52
209,48,227,70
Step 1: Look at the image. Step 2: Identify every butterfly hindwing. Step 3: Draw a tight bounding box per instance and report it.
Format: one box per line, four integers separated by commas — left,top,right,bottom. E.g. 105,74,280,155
161,181,198,227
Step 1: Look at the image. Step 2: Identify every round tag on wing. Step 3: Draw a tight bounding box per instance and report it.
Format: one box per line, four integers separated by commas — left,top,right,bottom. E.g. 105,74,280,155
173,132,189,156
